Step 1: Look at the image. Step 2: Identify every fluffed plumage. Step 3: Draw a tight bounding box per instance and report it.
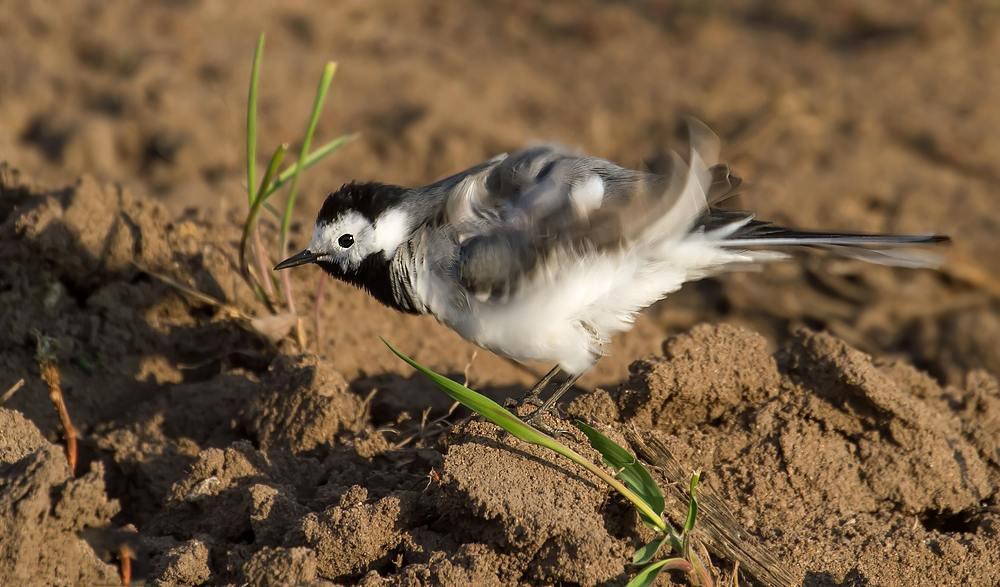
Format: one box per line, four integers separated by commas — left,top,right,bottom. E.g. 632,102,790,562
276,119,949,423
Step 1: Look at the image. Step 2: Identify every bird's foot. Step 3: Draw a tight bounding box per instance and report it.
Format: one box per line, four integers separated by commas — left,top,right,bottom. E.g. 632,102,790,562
504,390,544,410
503,368,582,438
522,405,575,438
504,365,562,411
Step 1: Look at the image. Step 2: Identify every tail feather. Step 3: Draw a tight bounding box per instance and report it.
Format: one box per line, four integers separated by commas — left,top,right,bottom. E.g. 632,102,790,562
651,121,950,271
723,226,951,247
814,245,945,268
721,232,949,248
706,211,951,269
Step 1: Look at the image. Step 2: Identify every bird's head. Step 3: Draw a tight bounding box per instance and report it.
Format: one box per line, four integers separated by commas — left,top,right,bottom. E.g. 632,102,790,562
275,181,412,279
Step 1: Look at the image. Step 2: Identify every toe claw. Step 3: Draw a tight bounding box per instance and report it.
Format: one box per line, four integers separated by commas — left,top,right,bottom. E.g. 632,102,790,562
523,408,573,438
526,419,572,438
505,392,544,410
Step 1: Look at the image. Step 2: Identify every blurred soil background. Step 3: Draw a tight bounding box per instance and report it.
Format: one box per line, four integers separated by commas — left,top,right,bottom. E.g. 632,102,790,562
0,1,998,586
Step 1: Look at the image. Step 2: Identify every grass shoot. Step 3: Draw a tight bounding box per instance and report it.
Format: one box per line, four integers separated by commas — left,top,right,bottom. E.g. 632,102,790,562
239,32,355,329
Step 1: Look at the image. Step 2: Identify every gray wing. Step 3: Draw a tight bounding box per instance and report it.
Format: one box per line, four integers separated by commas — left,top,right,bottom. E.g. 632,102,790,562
445,120,733,299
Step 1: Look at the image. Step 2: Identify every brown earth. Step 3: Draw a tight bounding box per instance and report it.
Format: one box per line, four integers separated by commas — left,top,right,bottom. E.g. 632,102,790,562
1,1,999,586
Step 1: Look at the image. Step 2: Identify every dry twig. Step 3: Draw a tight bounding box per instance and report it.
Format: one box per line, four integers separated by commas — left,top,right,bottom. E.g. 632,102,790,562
0,378,25,405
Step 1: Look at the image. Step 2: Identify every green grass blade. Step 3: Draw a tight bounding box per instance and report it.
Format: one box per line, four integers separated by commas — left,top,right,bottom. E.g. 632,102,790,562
684,471,700,536
627,558,694,587
576,422,665,529
689,546,714,587
238,144,287,311
278,61,337,260
382,339,668,533
263,134,356,201
632,537,666,565
263,201,282,220
626,560,666,587
383,338,565,446
246,33,265,206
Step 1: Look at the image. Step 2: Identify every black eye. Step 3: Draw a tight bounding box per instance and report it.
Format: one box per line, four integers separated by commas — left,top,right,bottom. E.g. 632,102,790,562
338,234,355,248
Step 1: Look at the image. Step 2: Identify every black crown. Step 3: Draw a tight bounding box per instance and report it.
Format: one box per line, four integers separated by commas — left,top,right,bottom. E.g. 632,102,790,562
317,181,409,224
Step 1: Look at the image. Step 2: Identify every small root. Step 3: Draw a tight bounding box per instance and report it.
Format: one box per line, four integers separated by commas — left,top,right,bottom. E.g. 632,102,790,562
315,272,328,355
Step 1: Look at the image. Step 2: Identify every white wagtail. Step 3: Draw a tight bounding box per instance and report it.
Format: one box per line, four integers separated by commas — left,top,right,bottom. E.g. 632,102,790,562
276,120,949,432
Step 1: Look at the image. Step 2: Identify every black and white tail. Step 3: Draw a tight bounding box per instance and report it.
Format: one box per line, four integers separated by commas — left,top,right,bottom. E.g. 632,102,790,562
650,120,950,270
705,209,951,269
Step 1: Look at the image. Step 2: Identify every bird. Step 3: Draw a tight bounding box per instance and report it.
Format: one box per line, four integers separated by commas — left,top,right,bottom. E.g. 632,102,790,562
275,120,949,434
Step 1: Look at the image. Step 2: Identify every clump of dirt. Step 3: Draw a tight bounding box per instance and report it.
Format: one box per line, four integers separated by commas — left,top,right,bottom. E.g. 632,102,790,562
0,408,120,586
577,324,1000,586
614,323,783,433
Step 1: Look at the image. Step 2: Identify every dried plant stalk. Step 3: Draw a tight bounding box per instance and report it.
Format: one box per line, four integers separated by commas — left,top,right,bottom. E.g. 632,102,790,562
119,544,132,585
34,332,76,475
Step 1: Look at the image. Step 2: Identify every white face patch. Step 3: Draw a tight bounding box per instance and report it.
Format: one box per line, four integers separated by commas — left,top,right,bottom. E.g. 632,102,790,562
308,210,375,271
373,208,411,257
308,208,411,272
569,174,605,218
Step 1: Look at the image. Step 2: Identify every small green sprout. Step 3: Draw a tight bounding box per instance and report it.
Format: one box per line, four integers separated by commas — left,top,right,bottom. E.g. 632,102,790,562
383,339,711,586
240,33,355,320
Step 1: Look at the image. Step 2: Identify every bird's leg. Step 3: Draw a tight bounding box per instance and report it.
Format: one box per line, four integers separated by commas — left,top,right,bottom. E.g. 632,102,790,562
523,373,581,437
505,365,561,408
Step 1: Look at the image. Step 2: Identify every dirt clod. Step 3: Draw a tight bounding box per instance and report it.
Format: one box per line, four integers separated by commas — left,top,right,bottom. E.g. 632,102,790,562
0,411,120,586
148,539,211,587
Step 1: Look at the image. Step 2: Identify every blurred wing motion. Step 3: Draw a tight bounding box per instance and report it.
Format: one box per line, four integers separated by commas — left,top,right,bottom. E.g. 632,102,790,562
442,119,949,299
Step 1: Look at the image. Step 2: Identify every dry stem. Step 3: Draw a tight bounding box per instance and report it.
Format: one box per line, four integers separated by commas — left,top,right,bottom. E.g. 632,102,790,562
0,378,25,405
119,544,132,585
34,332,76,475
315,272,328,354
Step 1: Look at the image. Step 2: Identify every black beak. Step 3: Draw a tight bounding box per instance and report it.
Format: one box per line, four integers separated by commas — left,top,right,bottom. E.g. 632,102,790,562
274,249,320,270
